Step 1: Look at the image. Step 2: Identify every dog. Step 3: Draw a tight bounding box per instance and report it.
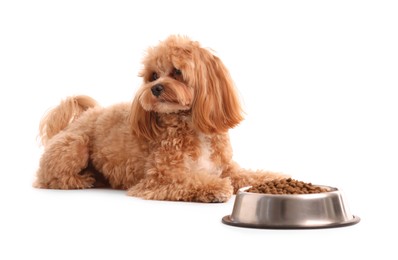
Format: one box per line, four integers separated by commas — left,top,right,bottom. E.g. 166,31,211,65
35,35,287,202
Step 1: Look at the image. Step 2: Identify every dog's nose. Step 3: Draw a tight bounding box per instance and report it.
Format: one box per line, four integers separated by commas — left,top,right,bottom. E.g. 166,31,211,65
151,84,164,97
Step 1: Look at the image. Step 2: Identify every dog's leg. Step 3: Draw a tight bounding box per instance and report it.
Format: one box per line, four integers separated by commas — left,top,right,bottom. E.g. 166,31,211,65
34,132,95,189
127,171,233,203
221,162,289,194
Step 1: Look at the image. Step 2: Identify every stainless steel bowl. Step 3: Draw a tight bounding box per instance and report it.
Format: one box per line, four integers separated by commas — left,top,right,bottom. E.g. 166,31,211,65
222,186,360,229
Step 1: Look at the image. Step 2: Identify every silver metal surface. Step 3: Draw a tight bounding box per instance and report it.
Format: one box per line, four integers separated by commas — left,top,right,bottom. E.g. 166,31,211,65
222,186,360,229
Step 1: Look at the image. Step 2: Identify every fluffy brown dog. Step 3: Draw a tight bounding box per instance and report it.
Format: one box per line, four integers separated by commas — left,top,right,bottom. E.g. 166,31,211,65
35,35,286,202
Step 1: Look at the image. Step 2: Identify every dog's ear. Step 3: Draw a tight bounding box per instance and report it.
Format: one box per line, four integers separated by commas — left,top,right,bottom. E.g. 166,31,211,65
130,95,159,140
191,50,244,134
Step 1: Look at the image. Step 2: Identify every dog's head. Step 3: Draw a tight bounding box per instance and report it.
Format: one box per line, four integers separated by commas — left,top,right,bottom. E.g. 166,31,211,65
131,35,243,139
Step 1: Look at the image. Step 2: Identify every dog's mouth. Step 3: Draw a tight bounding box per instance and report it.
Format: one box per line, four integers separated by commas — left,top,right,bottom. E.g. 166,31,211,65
152,101,191,114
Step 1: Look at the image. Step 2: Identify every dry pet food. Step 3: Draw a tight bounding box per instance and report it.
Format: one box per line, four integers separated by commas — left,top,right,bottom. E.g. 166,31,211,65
247,178,329,194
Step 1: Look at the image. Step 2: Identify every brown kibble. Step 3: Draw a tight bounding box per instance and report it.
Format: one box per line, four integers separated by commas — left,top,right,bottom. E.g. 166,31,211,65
247,178,329,195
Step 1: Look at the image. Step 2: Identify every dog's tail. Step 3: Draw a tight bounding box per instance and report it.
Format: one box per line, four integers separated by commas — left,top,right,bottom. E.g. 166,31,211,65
38,95,98,146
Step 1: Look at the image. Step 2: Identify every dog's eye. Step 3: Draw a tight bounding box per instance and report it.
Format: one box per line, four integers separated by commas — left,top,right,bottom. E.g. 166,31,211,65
150,72,159,82
172,68,182,79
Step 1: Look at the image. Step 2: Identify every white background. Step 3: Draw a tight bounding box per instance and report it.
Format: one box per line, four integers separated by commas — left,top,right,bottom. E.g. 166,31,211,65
1,0,397,259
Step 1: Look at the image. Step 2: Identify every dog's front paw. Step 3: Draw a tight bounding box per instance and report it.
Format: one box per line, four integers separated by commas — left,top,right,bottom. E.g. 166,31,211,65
127,176,233,203
201,190,232,203
192,177,233,203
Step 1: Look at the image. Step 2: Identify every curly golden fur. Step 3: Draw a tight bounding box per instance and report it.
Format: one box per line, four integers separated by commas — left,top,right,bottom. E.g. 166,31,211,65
34,35,287,202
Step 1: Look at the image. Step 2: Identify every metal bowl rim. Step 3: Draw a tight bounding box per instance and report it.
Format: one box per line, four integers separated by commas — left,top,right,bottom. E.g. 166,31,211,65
238,185,339,198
